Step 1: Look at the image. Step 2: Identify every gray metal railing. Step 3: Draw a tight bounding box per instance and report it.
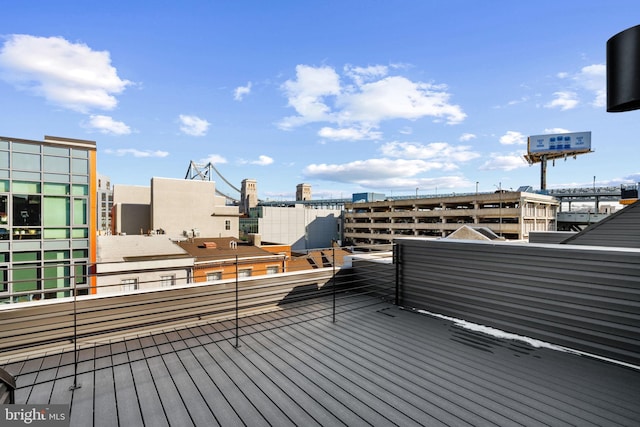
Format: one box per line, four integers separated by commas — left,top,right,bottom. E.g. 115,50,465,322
0,366,16,404
0,245,397,387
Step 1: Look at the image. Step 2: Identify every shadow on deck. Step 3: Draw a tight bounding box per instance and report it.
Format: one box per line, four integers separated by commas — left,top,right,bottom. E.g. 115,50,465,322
3,293,640,427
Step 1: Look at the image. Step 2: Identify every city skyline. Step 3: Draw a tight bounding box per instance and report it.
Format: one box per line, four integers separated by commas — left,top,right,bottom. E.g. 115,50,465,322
1,1,639,200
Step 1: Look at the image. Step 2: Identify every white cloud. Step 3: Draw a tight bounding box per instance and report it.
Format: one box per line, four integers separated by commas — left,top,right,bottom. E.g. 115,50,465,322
545,91,579,110
318,126,382,141
574,64,605,107
380,141,480,164
499,131,526,145
251,155,273,166
339,76,466,124
279,65,341,129
85,115,131,135
303,138,480,188
234,82,252,101
304,158,470,189
179,114,210,136
344,64,388,85
0,34,131,112
545,64,605,111
278,64,466,131
543,127,571,134
459,133,476,142
104,148,169,158
506,96,529,106
200,154,227,164
479,152,528,171
305,158,455,184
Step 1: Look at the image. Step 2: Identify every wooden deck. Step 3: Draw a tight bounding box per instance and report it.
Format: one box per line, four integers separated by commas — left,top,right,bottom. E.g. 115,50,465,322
3,293,640,426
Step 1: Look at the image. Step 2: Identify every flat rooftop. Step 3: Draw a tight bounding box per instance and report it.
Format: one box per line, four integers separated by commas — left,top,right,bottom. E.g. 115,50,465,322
4,294,640,426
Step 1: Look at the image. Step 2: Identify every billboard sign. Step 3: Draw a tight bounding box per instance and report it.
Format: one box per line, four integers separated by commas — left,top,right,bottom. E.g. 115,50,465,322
527,131,591,155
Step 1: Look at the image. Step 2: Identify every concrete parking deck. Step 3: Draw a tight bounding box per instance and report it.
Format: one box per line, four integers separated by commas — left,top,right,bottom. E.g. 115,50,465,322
3,294,640,426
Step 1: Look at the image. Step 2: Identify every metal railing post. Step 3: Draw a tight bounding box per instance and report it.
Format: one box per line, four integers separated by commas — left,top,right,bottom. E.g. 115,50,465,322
69,263,81,390
394,243,400,306
234,255,240,348
332,247,336,323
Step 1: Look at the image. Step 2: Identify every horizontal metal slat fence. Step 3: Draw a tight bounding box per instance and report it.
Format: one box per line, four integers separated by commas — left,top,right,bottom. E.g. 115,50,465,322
395,238,640,366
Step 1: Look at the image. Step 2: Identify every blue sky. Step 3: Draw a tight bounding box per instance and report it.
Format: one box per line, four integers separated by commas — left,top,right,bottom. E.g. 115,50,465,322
1,1,639,200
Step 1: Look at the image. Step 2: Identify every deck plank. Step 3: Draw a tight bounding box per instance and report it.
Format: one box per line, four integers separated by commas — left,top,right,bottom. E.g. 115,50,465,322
93,367,118,427
145,355,195,427
160,350,216,426
5,294,640,427
129,359,169,427
239,328,365,426
112,363,143,426
68,371,95,427
189,345,269,427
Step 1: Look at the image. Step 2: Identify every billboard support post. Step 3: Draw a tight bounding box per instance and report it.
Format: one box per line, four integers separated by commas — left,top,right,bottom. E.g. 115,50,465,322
541,155,547,191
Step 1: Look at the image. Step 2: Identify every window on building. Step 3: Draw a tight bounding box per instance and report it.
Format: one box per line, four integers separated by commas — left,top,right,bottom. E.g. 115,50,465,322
0,253,9,293
160,275,176,287
206,271,222,281
238,269,252,278
266,266,279,275
225,220,231,230
121,278,138,292
13,195,41,227
43,156,70,174
0,195,7,225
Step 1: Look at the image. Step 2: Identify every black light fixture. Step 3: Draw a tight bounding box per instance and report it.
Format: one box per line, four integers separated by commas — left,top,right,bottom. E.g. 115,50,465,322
607,24,640,112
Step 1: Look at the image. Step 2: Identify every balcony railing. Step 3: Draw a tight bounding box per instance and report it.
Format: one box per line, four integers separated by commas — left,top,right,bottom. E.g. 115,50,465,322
0,245,398,378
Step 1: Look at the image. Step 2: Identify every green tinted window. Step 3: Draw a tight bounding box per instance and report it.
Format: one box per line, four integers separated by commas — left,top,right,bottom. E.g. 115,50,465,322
13,252,40,262
44,264,70,289
12,181,41,194
72,184,88,196
13,153,41,171
13,264,39,292
43,146,69,156
43,229,70,239
73,198,87,225
72,228,88,238
73,249,88,259
13,142,40,153
44,197,70,226
43,183,69,195
0,151,8,169
44,250,70,260
72,158,88,174
43,156,70,174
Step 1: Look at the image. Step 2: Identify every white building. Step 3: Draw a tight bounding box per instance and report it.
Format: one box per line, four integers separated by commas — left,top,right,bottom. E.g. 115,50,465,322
243,205,341,251
112,177,240,239
97,174,113,234
96,235,194,294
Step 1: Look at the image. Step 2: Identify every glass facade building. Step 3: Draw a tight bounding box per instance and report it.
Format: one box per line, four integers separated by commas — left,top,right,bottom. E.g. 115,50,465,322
0,135,97,303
